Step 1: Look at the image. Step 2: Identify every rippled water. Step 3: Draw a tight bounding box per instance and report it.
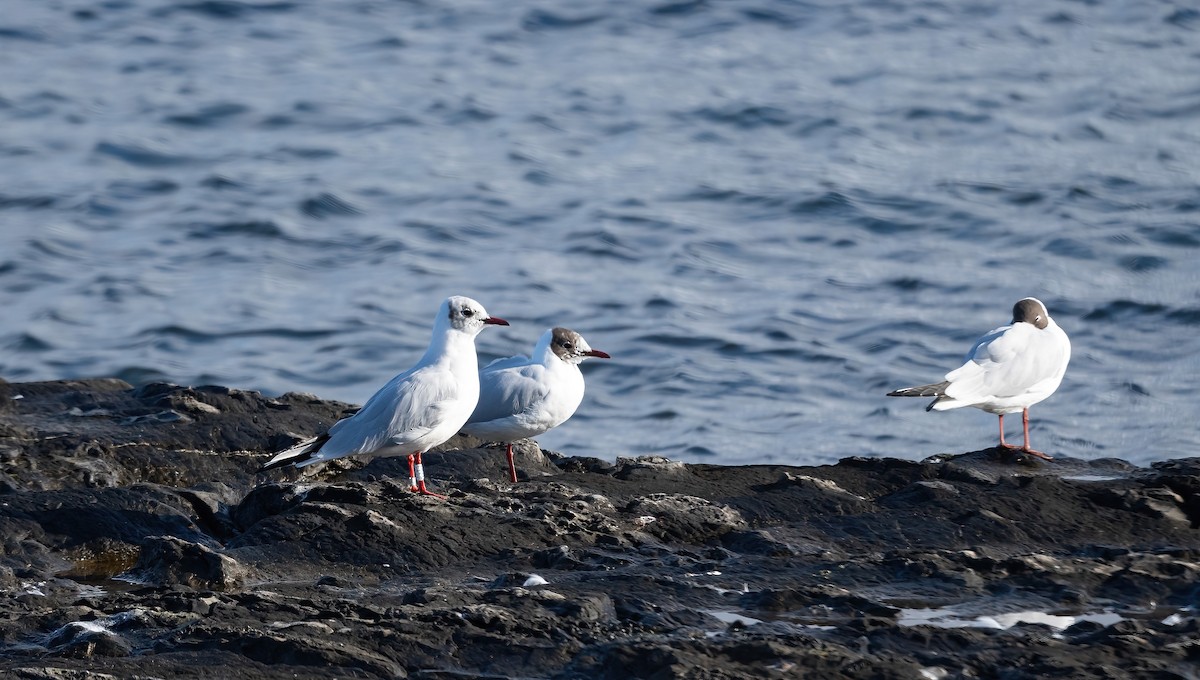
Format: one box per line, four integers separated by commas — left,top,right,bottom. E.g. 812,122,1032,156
2,0,1198,465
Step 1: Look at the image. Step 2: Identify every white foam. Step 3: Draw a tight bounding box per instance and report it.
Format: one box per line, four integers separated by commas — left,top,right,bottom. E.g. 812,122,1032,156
1162,612,1187,626
898,607,1123,631
75,583,108,598
984,612,1075,630
19,581,47,597
705,610,763,627
71,621,110,634
108,609,145,625
49,619,110,642
112,573,150,586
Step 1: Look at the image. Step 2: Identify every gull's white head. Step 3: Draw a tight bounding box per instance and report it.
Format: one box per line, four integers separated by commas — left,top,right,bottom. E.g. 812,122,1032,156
548,327,610,365
1012,297,1050,330
441,296,509,335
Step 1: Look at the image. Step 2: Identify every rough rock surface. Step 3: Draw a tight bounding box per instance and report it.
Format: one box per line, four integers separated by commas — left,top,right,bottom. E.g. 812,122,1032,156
0,378,1198,678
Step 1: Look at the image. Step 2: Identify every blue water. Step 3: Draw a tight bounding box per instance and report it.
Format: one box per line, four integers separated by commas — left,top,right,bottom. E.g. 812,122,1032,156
2,0,1198,466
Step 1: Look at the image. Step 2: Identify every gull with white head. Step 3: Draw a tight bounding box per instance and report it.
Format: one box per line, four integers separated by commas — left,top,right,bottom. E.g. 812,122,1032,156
259,295,509,497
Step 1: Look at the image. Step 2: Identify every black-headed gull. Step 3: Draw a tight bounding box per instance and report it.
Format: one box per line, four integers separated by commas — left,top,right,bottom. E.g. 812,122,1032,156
462,327,609,482
887,297,1071,459
259,295,509,496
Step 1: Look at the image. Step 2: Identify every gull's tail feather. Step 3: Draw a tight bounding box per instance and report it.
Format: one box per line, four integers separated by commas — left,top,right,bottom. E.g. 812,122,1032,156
886,381,951,412
258,433,330,472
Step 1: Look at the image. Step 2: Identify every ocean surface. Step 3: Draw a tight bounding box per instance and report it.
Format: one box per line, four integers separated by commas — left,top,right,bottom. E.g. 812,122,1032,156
2,0,1198,466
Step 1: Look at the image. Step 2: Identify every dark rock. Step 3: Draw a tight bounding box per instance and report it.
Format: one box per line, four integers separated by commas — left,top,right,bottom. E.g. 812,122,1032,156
937,461,1001,485
721,529,797,556
556,455,618,475
47,621,133,658
1089,486,1190,524
1,378,1198,679
744,584,900,618
626,493,747,543
129,535,245,590
880,479,961,506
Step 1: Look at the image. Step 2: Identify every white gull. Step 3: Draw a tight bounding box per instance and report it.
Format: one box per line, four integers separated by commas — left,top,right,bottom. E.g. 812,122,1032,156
887,297,1071,459
462,327,609,482
259,295,508,496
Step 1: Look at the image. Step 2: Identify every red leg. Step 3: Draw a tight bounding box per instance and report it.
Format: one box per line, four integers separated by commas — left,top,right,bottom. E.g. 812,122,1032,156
407,453,418,492
506,443,518,484
1020,408,1053,460
413,451,446,499
997,414,1017,449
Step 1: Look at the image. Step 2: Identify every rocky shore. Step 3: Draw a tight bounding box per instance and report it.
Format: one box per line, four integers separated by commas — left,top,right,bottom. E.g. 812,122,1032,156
0,378,1197,679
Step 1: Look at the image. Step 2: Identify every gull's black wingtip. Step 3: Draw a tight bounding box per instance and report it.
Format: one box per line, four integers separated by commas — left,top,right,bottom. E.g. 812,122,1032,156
256,433,328,473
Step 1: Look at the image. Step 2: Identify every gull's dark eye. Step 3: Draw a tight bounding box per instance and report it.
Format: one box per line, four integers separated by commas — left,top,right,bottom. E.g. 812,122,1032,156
462,308,474,318
562,341,573,350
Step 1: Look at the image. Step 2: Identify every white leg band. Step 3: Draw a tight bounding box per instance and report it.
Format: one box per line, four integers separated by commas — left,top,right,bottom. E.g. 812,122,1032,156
415,463,425,483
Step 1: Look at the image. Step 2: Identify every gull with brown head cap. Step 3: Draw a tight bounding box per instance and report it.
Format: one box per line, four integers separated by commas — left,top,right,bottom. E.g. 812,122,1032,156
887,297,1071,459
463,327,610,482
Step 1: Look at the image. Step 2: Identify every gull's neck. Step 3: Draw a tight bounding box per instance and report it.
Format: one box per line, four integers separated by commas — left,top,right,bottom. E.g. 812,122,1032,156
420,325,478,370
532,331,562,367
